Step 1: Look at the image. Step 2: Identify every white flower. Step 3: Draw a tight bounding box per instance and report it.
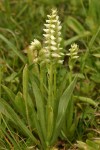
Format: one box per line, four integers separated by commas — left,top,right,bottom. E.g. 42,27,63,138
43,29,49,33
51,53,61,58
66,43,79,60
47,15,51,18
51,41,56,45
57,26,62,30
51,46,57,51
57,60,64,64
42,8,64,65
50,35,56,40
33,58,38,63
51,24,56,28
29,39,41,51
44,24,50,28
46,20,51,23
43,34,49,38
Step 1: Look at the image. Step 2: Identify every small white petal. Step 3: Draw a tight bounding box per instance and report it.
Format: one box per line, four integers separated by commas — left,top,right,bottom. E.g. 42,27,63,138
57,21,60,26
44,24,50,28
52,53,61,58
52,20,57,23
52,14,56,18
72,52,78,55
58,32,61,36
51,24,56,28
44,41,49,44
46,20,51,23
58,60,64,64
50,30,55,34
66,53,70,56
29,45,34,50
59,48,63,50
71,43,78,49
43,29,49,33
50,35,56,40
58,26,62,30
47,15,51,18
43,34,49,38
56,16,59,20
40,49,47,53
44,46,49,50
33,58,38,63
52,9,56,13
59,52,64,56
51,41,56,45
51,46,57,51
72,56,79,59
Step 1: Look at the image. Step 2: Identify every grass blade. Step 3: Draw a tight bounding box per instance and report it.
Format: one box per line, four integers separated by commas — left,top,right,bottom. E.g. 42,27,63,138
0,98,39,144
0,34,26,63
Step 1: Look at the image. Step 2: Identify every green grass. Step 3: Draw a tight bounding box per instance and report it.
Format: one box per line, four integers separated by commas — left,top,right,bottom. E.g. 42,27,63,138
0,0,100,149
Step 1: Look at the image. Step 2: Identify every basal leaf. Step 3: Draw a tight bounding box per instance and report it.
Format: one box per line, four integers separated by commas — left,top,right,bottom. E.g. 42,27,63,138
51,76,77,144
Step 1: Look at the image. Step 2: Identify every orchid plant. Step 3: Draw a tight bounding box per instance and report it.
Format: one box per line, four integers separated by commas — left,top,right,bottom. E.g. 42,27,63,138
0,8,78,149
27,8,77,149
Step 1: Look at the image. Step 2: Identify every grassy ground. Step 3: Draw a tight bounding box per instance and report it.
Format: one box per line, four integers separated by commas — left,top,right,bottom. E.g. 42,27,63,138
0,0,100,149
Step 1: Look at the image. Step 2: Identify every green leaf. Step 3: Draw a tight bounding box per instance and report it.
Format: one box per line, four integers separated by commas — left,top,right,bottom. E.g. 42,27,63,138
23,65,28,102
30,74,46,141
0,98,39,144
51,76,77,144
2,85,15,101
74,96,97,107
5,72,18,82
15,92,26,117
92,53,100,58
86,139,100,150
1,85,19,111
23,65,31,129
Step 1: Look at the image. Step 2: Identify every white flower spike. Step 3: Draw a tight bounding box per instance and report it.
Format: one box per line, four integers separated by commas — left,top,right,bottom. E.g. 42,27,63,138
41,8,64,64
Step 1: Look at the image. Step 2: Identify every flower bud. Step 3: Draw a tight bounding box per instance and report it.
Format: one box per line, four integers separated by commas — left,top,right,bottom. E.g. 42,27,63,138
29,39,41,51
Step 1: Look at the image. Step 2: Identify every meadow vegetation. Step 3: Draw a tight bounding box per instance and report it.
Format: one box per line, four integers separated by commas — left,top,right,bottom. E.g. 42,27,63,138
0,0,100,149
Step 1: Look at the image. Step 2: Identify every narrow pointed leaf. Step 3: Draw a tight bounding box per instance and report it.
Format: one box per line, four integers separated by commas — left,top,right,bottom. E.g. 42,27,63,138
51,76,77,144
30,74,46,141
0,98,39,144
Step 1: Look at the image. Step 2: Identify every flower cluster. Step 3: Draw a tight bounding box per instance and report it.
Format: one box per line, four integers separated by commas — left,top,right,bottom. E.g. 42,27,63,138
41,8,64,64
66,43,79,60
28,9,79,67
66,43,79,71
29,39,41,63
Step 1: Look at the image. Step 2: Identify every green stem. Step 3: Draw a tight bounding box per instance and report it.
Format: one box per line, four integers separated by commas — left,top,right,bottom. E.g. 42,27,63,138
48,64,53,106
46,64,54,142
54,67,57,100
40,65,44,94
